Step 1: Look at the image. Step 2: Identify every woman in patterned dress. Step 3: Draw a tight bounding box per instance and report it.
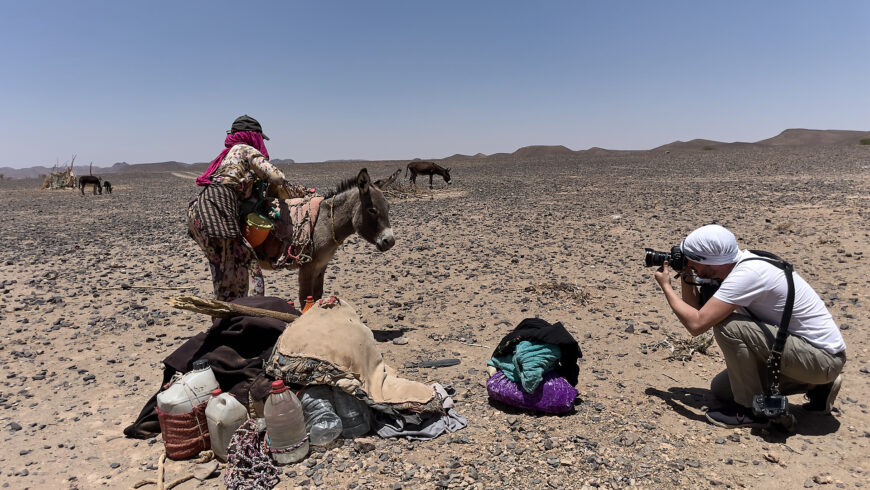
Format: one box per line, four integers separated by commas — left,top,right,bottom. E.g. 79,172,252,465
188,115,300,301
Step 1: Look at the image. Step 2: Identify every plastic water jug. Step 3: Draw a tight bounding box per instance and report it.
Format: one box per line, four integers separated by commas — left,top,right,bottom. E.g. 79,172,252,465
157,359,219,414
205,389,248,462
300,386,342,445
333,389,371,438
264,380,309,464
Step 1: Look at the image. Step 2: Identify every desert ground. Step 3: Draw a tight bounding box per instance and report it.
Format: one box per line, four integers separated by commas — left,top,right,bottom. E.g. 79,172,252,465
0,145,868,489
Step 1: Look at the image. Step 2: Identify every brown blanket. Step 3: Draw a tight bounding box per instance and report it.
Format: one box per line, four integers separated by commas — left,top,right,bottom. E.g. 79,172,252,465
268,297,435,405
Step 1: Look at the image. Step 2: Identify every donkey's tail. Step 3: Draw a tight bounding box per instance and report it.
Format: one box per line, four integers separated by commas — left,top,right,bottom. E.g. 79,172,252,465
404,166,408,178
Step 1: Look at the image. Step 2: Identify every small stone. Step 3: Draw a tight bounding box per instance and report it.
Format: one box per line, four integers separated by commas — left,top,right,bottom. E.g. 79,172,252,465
354,440,376,453
109,462,120,469
715,437,726,444
9,422,22,431
392,337,408,345
813,474,833,485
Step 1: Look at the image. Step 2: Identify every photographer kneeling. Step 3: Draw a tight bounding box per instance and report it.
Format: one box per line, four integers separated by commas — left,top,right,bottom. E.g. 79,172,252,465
651,224,846,428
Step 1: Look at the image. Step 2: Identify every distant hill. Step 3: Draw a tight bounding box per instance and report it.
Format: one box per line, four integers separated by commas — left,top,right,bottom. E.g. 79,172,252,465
512,145,576,159
652,139,740,152
442,153,473,161
3,128,868,179
114,161,193,172
653,129,870,152
754,128,870,146
582,147,616,156
0,160,194,179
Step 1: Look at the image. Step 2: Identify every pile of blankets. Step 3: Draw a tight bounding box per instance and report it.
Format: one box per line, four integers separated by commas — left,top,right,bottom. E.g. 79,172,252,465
486,318,581,414
125,295,466,442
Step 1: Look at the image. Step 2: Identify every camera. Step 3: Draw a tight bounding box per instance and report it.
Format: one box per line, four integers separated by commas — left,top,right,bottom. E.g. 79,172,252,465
752,394,788,418
644,245,687,272
752,393,795,430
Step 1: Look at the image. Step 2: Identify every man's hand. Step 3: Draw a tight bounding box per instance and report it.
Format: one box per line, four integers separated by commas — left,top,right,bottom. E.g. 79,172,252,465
654,260,672,290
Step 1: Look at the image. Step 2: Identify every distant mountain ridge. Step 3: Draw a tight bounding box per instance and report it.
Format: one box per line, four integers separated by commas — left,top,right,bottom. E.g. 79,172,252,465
0,158,293,180
2,128,868,179
651,128,870,152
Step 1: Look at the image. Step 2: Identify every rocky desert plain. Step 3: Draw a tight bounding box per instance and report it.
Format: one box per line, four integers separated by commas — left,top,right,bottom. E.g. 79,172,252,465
1,133,869,489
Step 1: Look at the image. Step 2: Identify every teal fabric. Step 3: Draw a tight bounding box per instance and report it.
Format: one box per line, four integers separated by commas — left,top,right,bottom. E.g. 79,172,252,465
487,340,561,393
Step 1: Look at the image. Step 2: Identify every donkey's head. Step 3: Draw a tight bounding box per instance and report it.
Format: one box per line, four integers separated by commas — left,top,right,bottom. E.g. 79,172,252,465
443,167,452,184
353,168,395,251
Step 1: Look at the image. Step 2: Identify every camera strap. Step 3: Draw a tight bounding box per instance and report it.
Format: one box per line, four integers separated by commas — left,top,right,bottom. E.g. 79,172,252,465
738,250,795,396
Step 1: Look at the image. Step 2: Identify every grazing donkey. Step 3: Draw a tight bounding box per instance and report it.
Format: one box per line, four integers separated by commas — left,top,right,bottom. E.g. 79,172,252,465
102,181,112,194
252,168,395,302
79,175,102,195
405,161,452,189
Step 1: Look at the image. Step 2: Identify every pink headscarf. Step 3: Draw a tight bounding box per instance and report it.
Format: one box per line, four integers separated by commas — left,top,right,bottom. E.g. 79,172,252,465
196,131,271,186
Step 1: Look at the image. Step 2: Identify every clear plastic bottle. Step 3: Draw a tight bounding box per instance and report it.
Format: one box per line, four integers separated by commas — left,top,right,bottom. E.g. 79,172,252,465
300,386,343,445
332,389,371,438
205,389,248,462
264,380,309,464
157,359,219,414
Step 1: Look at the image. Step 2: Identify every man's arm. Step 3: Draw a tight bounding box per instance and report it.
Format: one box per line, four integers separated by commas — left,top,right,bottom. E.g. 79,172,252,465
655,262,737,336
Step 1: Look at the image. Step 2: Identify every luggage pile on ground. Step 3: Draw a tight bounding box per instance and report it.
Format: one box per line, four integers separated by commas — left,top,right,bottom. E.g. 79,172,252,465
125,295,466,487
486,318,582,414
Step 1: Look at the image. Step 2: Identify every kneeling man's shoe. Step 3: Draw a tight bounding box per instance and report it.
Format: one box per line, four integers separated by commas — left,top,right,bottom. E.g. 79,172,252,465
802,374,842,414
706,405,767,429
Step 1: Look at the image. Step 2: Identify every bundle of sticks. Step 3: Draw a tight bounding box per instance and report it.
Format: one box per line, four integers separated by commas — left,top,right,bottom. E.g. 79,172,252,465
167,296,299,323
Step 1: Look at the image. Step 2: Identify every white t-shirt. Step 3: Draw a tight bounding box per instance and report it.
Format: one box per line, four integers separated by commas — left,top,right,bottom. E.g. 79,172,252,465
713,250,846,355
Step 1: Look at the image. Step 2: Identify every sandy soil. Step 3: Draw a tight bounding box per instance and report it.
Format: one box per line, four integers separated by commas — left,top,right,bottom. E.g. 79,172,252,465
1,146,868,489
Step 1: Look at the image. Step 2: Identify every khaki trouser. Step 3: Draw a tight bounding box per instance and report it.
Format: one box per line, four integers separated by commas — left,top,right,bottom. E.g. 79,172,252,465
711,314,846,408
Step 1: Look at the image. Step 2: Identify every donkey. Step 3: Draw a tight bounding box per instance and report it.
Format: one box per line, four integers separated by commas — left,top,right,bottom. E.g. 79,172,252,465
79,175,102,195
253,168,395,302
102,181,112,194
405,161,452,189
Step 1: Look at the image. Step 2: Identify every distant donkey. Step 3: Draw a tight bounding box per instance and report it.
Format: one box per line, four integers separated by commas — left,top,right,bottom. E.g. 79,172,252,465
405,161,452,189
103,181,112,194
79,175,103,195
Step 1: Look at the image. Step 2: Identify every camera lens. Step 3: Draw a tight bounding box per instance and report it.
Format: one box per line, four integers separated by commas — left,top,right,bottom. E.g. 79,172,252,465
644,248,670,267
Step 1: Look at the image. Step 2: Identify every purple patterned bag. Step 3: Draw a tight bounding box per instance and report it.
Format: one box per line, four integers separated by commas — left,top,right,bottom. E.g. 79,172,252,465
486,370,577,414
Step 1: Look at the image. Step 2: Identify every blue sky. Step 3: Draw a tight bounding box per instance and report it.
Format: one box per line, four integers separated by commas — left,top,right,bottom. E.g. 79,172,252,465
1,1,867,167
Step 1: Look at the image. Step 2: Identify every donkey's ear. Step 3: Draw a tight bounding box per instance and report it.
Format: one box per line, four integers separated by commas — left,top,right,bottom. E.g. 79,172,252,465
357,168,371,192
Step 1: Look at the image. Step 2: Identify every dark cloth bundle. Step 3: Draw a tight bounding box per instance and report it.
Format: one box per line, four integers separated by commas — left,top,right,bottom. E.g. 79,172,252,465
491,318,582,386
124,296,298,439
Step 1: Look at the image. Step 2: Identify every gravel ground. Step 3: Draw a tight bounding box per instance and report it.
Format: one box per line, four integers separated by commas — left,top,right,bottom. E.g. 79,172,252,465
0,145,868,489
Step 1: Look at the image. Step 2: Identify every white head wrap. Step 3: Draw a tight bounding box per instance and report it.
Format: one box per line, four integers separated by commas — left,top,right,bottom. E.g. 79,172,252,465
681,225,738,265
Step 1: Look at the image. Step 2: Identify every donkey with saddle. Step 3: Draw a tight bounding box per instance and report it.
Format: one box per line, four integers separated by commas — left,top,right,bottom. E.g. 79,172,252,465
189,168,394,303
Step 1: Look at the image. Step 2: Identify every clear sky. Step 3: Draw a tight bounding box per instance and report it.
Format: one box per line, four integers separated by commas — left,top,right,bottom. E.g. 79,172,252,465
1,1,868,168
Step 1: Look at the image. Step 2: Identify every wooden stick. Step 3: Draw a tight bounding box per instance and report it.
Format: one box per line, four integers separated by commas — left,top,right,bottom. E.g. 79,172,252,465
167,295,299,323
